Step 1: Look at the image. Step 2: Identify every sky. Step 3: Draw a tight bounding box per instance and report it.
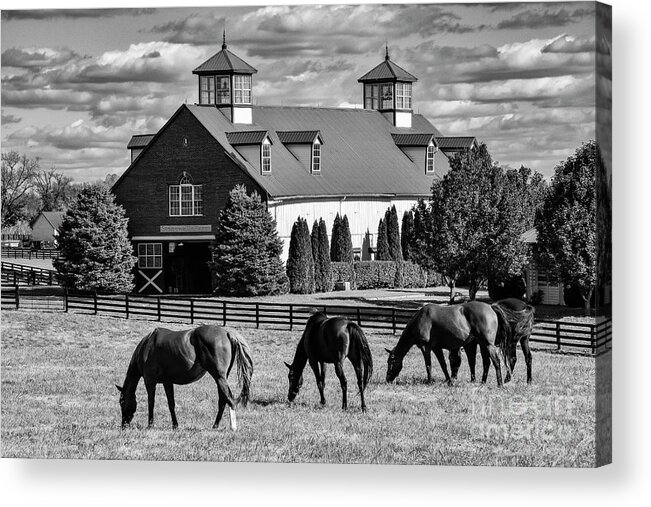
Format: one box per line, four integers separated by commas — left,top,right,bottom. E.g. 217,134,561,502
1,1,610,182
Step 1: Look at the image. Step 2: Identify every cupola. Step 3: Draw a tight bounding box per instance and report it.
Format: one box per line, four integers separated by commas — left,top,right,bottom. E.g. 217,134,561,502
358,44,417,128
192,31,257,125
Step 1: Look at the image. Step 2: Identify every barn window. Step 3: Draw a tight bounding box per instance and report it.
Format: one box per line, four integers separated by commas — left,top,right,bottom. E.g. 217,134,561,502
234,75,252,105
137,243,162,269
381,83,393,109
169,173,203,216
261,138,271,174
216,76,231,104
365,84,379,110
396,82,412,109
199,76,215,104
311,140,321,173
426,143,436,174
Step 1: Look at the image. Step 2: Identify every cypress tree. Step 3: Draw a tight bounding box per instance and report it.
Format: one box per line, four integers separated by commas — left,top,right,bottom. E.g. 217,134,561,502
376,218,391,261
385,205,402,261
212,185,288,296
318,218,332,291
53,184,136,293
340,214,354,262
287,217,315,294
401,210,415,261
311,219,323,292
330,213,342,261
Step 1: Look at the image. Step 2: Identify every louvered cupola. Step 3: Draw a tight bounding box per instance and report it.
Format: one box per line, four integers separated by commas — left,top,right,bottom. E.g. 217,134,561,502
358,44,417,128
192,32,257,124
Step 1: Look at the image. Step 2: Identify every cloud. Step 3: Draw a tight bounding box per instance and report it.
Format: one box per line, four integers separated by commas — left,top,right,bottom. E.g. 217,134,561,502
497,6,594,29
1,111,21,124
1,47,82,70
542,34,595,54
1,9,156,21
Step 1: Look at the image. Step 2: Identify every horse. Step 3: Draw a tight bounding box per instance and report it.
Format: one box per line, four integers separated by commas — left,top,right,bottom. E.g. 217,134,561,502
492,298,534,383
385,301,506,386
116,324,253,430
285,311,373,411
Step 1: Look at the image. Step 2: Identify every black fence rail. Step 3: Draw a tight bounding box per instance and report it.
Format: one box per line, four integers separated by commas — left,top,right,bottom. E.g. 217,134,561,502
1,285,612,355
1,262,57,285
1,247,59,260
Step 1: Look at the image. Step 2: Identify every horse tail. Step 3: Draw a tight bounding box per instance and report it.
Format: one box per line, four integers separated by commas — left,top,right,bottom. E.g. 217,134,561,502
491,301,535,376
226,330,254,407
347,322,373,388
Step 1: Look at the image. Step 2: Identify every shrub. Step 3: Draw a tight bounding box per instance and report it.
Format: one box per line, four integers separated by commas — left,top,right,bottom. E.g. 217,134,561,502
375,218,391,261
331,261,355,289
385,205,402,261
287,217,315,294
488,274,526,301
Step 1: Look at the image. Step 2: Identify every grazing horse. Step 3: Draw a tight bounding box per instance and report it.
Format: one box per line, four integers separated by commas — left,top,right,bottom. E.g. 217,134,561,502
116,325,253,430
285,312,373,411
385,301,505,387
492,298,534,383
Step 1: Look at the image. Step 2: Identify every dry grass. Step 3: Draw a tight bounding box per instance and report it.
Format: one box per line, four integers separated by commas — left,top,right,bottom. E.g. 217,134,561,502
1,309,596,466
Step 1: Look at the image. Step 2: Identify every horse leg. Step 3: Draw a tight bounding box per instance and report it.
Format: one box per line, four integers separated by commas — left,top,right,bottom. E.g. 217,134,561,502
334,361,348,410
163,382,178,429
433,347,452,385
486,344,503,387
420,346,433,383
351,357,367,412
309,359,326,405
521,337,533,384
145,381,156,428
449,349,462,380
464,341,477,382
210,373,237,431
479,343,491,384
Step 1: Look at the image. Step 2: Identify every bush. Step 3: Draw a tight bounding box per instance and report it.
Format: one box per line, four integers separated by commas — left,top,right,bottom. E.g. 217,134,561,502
488,274,526,301
331,261,355,289
330,261,427,290
530,290,544,305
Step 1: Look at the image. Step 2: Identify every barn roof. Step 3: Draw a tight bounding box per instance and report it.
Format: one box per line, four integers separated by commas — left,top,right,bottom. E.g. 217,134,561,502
41,211,65,230
276,130,322,144
358,59,418,83
435,136,476,151
185,104,450,200
192,46,258,75
226,130,270,145
127,134,154,149
391,133,436,146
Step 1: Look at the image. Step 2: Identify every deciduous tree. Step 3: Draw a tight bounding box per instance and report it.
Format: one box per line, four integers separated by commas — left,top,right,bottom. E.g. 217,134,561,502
1,151,38,227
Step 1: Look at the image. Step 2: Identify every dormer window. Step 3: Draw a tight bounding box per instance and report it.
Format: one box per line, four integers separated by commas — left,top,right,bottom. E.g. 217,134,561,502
261,138,271,173
426,143,436,174
396,83,412,109
311,140,321,173
234,75,252,104
169,172,203,216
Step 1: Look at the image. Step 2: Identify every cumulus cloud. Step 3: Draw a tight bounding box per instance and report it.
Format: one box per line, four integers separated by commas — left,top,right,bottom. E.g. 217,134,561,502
542,34,595,54
497,6,594,29
1,111,21,124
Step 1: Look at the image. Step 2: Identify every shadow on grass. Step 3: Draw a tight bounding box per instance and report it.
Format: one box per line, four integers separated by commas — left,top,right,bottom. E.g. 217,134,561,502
251,396,286,407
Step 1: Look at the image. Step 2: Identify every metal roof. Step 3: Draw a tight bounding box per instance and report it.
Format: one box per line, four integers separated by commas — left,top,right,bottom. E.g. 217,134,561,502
225,130,269,145
520,228,538,244
186,104,450,199
41,211,65,230
392,133,435,147
127,134,155,149
276,130,322,144
435,136,476,151
192,46,258,75
358,59,418,83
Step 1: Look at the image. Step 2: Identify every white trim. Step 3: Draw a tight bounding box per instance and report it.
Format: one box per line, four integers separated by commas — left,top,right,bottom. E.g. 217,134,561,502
138,270,163,293
132,235,216,241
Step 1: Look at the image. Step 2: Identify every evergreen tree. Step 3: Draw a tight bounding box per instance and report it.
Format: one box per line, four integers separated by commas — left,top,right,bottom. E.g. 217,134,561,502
340,214,354,262
318,218,332,291
330,213,342,261
411,199,433,270
401,210,415,261
384,205,402,261
53,184,136,293
212,185,288,296
287,217,315,294
375,218,391,261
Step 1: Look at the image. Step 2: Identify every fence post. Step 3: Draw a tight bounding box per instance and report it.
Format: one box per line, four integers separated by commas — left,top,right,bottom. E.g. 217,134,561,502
256,303,260,329
190,299,195,324
556,322,562,351
392,308,396,335
357,307,361,327
591,326,596,355
222,301,227,326
49,272,53,285
125,294,130,319
157,297,161,321
15,284,19,310
64,288,68,312
289,304,294,331
94,292,98,315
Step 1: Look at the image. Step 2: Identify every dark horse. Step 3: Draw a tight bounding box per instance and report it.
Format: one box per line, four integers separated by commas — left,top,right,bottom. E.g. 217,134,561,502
116,325,253,430
285,312,373,411
492,298,534,383
386,301,506,386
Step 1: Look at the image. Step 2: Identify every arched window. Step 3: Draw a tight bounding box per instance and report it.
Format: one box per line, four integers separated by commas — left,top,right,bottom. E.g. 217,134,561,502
426,144,436,174
311,140,321,173
261,138,271,174
169,172,203,216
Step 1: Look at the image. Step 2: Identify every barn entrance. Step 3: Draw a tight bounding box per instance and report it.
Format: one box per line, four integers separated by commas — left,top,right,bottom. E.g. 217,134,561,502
166,242,212,294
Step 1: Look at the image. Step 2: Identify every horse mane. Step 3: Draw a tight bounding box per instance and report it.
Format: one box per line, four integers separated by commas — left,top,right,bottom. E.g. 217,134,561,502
491,301,534,374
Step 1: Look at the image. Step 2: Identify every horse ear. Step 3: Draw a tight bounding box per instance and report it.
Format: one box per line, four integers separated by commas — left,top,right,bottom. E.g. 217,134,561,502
384,348,393,354
115,384,123,392
284,361,292,370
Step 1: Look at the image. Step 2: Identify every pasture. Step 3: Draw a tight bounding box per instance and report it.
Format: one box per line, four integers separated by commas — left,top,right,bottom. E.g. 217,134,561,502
1,309,596,466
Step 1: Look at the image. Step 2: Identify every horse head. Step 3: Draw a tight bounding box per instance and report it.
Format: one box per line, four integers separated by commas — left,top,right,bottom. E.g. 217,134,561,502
284,362,303,402
385,347,403,383
116,384,137,428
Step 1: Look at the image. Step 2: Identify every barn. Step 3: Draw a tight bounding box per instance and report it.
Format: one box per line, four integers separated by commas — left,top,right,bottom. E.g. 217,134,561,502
112,40,475,294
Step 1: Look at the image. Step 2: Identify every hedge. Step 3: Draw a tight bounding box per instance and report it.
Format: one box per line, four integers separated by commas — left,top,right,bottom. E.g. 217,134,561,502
330,260,437,290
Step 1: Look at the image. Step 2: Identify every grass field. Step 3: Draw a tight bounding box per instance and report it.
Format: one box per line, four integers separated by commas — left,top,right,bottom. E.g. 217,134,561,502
1,309,597,466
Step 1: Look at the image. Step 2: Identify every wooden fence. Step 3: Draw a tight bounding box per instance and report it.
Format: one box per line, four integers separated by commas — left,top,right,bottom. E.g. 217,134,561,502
1,248,59,260
1,262,57,285
1,284,612,355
